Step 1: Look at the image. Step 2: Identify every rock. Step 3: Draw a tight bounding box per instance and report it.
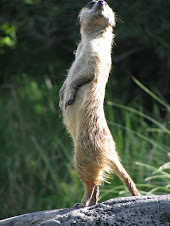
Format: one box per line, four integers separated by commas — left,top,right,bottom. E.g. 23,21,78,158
0,195,170,225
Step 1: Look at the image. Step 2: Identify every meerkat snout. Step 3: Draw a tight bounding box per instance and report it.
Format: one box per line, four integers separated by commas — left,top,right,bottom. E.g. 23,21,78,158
97,0,106,7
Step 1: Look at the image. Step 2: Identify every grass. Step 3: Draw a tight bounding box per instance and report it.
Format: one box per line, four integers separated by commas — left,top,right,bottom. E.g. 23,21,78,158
0,76,169,219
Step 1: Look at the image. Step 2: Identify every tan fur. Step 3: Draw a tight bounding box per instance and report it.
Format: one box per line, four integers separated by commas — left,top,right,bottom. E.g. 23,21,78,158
59,0,140,208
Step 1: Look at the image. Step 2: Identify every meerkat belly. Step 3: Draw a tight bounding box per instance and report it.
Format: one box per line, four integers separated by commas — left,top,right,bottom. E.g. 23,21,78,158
75,84,118,162
63,83,90,139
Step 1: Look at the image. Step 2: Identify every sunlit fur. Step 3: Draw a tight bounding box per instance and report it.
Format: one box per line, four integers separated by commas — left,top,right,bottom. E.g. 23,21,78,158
59,0,140,208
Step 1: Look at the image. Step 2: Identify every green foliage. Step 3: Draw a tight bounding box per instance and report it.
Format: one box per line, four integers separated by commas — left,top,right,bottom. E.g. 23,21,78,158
136,162,170,195
0,0,82,80
0,24,16,53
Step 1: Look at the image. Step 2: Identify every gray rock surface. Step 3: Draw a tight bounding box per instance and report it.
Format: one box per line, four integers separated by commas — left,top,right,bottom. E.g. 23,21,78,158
0,195,170,226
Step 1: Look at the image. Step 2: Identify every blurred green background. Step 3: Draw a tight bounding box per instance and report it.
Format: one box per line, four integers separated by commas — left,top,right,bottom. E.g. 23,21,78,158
0,0,169,219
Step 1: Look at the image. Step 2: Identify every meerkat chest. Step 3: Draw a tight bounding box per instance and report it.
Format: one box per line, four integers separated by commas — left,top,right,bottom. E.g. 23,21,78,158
91,38,111,57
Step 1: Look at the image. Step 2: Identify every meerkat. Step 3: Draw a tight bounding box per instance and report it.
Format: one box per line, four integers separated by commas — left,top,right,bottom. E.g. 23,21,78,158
59,0,140,208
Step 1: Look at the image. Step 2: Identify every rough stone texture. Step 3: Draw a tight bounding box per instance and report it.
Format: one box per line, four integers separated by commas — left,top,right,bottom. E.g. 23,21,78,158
0,195,170,226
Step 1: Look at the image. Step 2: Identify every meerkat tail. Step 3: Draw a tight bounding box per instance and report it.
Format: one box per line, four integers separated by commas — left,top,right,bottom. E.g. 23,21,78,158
110,160,140,196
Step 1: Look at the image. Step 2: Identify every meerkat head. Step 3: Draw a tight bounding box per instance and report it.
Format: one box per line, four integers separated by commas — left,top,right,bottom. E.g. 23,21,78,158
78,0,115,33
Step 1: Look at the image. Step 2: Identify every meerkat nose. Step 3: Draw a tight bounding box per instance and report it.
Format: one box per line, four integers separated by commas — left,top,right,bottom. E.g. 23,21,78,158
98,0,104,5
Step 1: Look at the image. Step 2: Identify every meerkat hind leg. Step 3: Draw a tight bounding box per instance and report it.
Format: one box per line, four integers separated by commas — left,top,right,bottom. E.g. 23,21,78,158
74,183,95,208
88,185,99,206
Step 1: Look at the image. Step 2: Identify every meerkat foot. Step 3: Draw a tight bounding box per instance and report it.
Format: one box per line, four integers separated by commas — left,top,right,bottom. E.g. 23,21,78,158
73,203,86,208
88,185,99,206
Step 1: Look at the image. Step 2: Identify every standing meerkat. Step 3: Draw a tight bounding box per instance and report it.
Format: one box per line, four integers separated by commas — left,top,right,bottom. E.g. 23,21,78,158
59,0,140,208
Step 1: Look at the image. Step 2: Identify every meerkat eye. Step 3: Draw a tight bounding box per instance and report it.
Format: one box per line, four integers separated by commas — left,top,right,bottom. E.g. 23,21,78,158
86,1,96,9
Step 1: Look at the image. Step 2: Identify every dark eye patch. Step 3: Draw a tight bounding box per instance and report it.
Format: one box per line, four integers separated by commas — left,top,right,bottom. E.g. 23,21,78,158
86,1,96,9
